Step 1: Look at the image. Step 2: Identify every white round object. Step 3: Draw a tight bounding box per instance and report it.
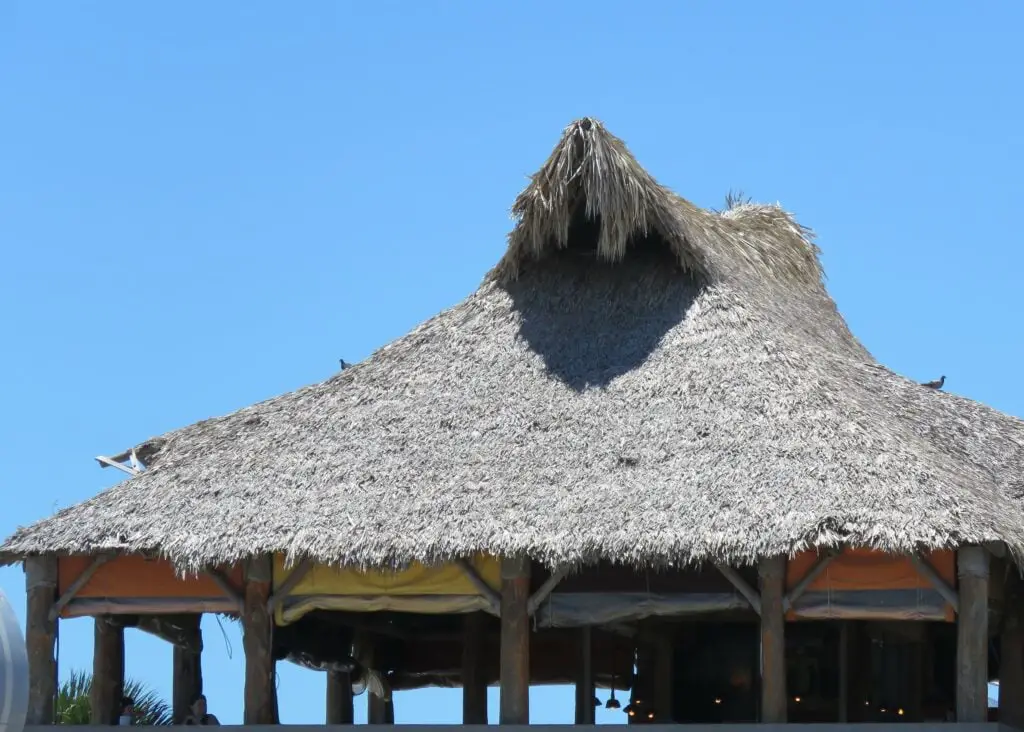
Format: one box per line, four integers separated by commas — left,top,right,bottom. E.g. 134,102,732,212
0,588,27,732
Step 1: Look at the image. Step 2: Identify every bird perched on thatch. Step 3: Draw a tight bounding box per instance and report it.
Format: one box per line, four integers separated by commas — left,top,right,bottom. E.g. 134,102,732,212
921,375,945,390
339,359,349,371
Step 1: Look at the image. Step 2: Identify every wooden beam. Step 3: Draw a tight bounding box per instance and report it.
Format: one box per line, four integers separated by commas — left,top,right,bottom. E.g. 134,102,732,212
120,614,202,651
1000,563,1024,730
267,559,312,615
499,556,530,724
25,556,58,725
205,567,244,612
715,563,762,615
49,554,110,621
242,556,276,724
171,615,203,724
759,556,787,723
574,626,595,724
456,558,502,615
955,545,989,722
326,669,354,724
462,612,488,724
911,553,960,612
90,616,125,724
783,551,835,611
527,567,568,616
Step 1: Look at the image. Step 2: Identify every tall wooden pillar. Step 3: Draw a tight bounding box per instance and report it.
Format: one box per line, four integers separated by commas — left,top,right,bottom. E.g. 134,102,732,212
368,694,394,724
956,546,989,722
837,622,849,722
574,626,595,724
90,617,125,724
172,615,204,724
1001,563,1024,729
759,556,787,723
242,556,277,725
653,631,674,723
327,670,354,724
463,612,489,724
25,556,58,725
499,556,530,725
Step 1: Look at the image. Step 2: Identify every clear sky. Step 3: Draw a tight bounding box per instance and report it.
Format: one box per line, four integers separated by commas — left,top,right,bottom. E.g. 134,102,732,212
1,0,1020,723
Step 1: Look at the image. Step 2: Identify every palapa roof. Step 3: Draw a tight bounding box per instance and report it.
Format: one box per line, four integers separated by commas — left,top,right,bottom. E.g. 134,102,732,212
4,118,1024,572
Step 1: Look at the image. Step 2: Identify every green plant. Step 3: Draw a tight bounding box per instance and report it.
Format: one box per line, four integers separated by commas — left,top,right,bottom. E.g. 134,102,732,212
56,670,173,725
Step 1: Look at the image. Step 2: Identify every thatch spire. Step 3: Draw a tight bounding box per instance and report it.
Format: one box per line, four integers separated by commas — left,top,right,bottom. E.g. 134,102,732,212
2,118,1023,572
495,117,822,290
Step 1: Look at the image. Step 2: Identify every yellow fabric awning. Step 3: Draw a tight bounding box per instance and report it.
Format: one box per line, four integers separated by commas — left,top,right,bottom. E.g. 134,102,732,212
272,554,500,625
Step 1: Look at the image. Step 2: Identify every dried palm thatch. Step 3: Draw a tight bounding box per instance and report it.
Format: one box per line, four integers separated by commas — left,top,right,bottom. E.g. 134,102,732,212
3,118,1023,572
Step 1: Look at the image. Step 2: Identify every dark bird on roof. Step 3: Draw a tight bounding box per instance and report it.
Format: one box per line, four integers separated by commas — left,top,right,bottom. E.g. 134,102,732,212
339,359,349,370
921,375,945,390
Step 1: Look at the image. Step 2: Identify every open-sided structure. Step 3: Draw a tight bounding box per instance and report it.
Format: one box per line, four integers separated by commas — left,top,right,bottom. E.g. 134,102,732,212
4,118,1024,727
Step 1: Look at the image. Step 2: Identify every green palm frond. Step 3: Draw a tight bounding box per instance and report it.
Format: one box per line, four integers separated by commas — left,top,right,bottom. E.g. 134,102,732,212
56,670,173,726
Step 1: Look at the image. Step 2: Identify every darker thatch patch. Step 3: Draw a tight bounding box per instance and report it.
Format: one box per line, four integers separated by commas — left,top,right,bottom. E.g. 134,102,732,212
3,118,1023,572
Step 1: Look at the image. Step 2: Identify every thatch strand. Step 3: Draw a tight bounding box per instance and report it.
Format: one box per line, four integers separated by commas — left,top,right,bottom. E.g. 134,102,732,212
3,117,1023,573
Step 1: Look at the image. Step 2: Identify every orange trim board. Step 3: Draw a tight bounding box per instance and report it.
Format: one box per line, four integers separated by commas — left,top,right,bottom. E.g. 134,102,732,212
57,555,244,617
785,548,956,622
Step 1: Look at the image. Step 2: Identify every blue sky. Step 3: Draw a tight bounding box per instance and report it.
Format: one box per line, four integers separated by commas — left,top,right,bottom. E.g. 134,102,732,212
1,0,1020,723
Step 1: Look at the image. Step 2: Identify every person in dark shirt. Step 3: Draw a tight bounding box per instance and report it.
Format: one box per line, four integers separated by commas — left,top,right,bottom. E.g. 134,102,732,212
183,695,220,725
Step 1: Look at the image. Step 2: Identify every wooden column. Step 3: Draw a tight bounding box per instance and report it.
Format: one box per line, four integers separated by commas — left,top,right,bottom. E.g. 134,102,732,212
837,621,849,722
368,694,394,724
172,615,204,724
499,556,530,725
574,626,595,725
242,556,277,725
90,616,125,724
25,556,58,725
759,556,787,723
326,669,354,724
1001,564,1024,729
653,631,674,723
463,612,489,724
956,545,989,722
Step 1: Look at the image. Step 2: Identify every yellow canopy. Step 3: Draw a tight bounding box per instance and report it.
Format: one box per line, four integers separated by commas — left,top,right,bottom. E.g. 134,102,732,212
272,554,500,625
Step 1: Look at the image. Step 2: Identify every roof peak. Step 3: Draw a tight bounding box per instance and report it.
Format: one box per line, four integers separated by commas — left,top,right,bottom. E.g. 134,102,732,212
493,117,824,291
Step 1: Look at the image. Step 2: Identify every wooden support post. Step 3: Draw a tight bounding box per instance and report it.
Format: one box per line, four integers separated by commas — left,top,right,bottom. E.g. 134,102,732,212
326,670,354,724
499,556,530,725
837,621,849,723
462,612,489,724
956,545,989,722
368,692,391,728
25,556,58,725
1001,564,1024,730
574,626,595,725
90,616,125,724
172,615,203,724
759,556,787,723
653,632,674,723
242,556,277,725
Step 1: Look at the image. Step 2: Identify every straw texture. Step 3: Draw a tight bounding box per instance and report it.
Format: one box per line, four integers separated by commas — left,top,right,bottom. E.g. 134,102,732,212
3,118,1023,571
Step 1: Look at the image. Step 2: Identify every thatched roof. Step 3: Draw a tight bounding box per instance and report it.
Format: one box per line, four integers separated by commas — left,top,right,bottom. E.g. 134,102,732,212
4,118,1024,572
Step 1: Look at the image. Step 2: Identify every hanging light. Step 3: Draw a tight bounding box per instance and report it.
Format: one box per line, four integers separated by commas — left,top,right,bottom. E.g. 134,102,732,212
647,712,655,720
623,704,635,717
606,656,621,709
592,696,601,707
